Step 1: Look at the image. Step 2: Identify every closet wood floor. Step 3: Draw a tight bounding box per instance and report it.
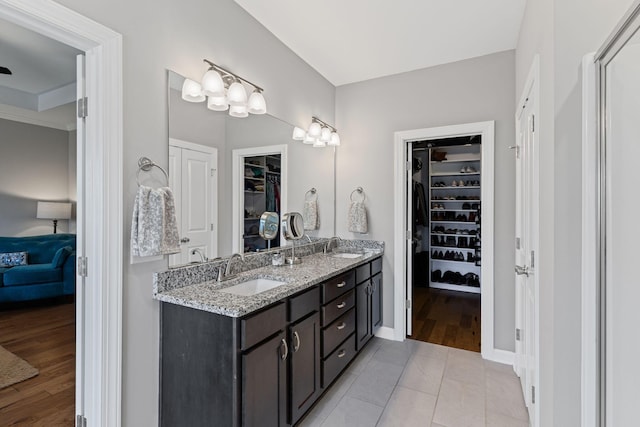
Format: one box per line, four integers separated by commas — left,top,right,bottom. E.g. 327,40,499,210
0,301,75,426
409,287,481,352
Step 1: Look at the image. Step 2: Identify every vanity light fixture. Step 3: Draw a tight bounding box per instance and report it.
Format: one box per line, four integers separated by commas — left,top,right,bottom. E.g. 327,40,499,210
181,59,267,117
292,116,341,147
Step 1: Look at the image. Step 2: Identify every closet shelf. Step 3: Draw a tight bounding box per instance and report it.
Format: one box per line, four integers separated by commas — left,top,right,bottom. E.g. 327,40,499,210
430,172,480,177
431,220,479,224
244,176,265,181
244,190,265,194
430,282,481,294
431,259,479,266
430,156,480,164
430,209,479,213
430,232,479,237
244,163,265,169
430,186,481,190
430,199,481,202
431,245,476,251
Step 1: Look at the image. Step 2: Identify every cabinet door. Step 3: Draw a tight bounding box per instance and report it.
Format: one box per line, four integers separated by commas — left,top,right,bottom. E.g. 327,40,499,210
242,332,287,427
356,281,372,351
371,273,382,329
289,312,321,425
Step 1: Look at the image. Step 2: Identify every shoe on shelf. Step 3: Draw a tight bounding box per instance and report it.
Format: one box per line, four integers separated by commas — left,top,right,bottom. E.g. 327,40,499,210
451,180,458,187
460,167,466,173
458,180,465,186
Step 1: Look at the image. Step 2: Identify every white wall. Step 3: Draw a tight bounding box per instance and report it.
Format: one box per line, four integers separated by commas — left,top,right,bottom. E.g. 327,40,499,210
335,50,516,351
55,0,335,424
0,118,72,236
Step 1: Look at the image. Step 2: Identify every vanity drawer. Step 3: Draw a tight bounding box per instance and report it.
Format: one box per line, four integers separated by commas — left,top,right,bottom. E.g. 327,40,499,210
322,289,355,326
322,309,356,358
240,302,286,351
355,263,370,284
372,257,382,276
322,333,356,388
321,271,355,303
289,287,319,322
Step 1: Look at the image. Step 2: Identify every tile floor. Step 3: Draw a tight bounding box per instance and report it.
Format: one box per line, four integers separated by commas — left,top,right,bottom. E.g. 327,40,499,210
299,338,529,427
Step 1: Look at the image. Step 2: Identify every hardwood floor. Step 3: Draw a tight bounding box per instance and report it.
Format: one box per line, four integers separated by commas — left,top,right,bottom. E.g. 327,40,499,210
0,301,75,426
409,286,481,352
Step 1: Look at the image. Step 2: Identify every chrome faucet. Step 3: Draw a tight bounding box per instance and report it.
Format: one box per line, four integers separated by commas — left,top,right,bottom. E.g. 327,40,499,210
324,236,342,254
302,235,312,244
191,248,207,263
218,253,245,282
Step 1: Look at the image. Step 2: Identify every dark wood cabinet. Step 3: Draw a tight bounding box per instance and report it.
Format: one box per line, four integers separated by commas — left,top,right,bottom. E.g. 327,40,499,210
356,280,372,350
355,262,383,351
289,312,321,425
372,272,382,329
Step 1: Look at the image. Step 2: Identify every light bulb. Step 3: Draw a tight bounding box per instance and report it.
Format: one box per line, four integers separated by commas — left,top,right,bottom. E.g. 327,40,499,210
247,90,267,114
313,139,327,148
303,134,316,145
201,69,225,97
308,121,321,138
320,127,332,142
227,81,247,106
207,95,229,111
292,127,306,140
229,104,249,118
328,132,341,146
181,78,205,102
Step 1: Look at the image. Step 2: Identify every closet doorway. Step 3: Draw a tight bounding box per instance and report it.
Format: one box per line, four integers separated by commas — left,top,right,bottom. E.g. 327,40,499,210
393,121,496,360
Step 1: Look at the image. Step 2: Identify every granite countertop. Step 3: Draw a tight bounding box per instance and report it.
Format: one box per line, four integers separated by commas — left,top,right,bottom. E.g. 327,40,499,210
154,249,383,318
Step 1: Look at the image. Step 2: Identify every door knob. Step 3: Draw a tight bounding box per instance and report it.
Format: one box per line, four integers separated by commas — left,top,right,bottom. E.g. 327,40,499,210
515,265,529,277
180,237,190,243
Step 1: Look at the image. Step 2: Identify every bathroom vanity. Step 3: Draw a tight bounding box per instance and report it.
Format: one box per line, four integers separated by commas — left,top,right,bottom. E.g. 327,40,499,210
154,247,383,427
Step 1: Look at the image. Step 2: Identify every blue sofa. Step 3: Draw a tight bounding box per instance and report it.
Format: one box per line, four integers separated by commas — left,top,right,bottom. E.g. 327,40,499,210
0,234,76,303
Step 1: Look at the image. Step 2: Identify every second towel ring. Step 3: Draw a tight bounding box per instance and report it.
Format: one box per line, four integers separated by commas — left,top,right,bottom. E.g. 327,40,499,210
136,157,169,187
350,187,365,202
305,188,317,201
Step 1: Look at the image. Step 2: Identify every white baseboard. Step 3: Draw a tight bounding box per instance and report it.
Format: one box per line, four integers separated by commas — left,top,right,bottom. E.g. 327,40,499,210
485,348,515,366
374,326,398,341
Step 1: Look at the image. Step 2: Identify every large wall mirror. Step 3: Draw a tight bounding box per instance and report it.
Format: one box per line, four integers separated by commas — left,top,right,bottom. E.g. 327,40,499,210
167,70,335,266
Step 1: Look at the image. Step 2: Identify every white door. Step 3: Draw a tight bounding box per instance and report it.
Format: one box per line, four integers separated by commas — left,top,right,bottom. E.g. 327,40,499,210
515,83,537,425
405,142,413,336
169,141,217,265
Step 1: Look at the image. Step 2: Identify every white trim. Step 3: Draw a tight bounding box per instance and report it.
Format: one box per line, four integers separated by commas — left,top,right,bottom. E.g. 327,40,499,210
581,52,598,427
374,326,397,341
0,103,76,131
393,121,496,358
0,2,124,426
490,349,516,366
232,145,288,253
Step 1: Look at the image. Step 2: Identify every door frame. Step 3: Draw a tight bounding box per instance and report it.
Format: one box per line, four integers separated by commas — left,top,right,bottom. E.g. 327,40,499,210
393,121,497,361
0,1,124,426
232,144,288,253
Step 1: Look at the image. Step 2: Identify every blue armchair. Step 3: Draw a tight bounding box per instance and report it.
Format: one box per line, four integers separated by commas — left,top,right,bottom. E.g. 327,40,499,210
0,234,76,303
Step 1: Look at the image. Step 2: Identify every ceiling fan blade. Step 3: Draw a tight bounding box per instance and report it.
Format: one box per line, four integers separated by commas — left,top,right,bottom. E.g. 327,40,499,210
0,67,12,75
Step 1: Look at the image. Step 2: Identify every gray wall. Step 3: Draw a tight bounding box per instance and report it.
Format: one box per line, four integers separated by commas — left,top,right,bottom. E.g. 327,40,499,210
335,50,516,351
0,118,73,236
55,0,335,424
516,0,634,424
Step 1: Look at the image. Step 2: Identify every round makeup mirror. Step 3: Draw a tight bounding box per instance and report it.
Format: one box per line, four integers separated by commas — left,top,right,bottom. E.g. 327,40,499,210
259,211,279,250
281,212,304,240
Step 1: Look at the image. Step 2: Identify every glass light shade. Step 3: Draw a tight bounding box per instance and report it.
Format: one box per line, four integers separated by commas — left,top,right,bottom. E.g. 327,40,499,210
227,81,248,106
247,90,267,114
229,104,249,118
292,127,306,140
328,132,341,146
308,122,321,138
320,127,332,142
181,78,205,102
201,70,225,97
303,134,316,145
207,95,229,111
313,139,327,148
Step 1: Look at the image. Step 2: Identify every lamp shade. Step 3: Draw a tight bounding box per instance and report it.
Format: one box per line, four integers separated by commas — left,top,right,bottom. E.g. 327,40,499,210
312,139,327,148
308,122,321,138
292,127,306,140
320,127,332,143
37,201,72,219
207,95,229,111
247,90,267,114
227,81,247,106
229,104,249,118
328,132,341,146
181,78,205,102
201,69,225,97
303,134,316,145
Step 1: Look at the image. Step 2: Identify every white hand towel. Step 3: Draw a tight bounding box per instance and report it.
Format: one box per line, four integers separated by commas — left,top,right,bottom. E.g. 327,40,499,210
131,185,181,257
303,200,319,230
348,201,368,233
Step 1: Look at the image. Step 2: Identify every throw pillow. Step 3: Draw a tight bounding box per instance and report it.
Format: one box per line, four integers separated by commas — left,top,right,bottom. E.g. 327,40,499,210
0,251,28,267
51,246,73,268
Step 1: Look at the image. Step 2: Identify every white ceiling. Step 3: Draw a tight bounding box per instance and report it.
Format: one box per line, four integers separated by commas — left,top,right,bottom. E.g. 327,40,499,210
0,17,80,129
234,0,527,86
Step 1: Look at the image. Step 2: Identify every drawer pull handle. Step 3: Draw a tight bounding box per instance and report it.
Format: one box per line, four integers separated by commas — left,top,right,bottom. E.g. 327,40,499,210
337,322,346,330
336,281,346,288
280,339,289,360
337,301,346,309
337,349,346,358
293,331,301,352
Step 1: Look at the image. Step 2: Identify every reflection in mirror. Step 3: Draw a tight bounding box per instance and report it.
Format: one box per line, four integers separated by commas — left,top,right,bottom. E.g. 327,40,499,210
259,211,279,250
168,70,335,266
282,212,305,265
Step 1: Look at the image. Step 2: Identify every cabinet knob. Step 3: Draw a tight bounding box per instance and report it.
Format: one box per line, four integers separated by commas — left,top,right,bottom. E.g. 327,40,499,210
280,338,288,360
293,331,301,352
337,322,346,330
337,349,346,358
336,301,346,309
336,281,346,288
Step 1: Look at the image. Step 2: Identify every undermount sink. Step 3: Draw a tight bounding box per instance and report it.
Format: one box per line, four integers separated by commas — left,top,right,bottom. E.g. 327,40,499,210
218,278,287,296
331,252,364,259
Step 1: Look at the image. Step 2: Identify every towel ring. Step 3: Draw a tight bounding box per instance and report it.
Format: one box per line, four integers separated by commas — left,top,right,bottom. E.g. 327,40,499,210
350,187,365,202
136,157,169,187
305,188,318,201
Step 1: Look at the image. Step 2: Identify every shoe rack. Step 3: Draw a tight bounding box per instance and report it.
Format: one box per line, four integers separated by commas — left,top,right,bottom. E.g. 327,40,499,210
429,145,481,294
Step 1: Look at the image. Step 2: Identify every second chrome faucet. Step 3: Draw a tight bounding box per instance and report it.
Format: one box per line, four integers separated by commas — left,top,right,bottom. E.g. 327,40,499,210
218,253,245,282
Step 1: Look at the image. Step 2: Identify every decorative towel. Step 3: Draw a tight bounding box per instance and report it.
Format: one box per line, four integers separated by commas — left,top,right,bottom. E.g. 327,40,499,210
348,201,368,233
131,185,180,257
303,200,319,230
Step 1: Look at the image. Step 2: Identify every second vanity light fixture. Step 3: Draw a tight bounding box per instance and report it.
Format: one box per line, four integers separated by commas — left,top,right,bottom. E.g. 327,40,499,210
292,116,341,147
181,59,267,118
